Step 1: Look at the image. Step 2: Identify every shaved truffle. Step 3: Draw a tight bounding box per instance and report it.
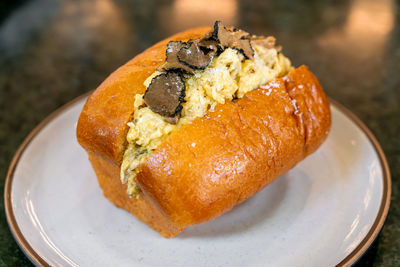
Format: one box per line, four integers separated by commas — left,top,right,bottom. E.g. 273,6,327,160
212,21,254,59
148,21,283,122
157,41,196,74
251,36,277,50
198,39,219,53
143,72,186,118
177,41,213,70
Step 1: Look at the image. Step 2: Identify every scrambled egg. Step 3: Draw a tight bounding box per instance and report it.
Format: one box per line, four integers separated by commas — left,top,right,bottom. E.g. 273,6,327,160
121,45,292,196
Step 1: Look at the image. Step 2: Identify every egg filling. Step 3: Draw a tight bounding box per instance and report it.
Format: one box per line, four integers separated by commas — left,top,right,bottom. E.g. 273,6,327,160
120,43,292,197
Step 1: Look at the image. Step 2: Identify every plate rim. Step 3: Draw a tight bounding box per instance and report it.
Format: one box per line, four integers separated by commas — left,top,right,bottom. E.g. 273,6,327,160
4,94,392,267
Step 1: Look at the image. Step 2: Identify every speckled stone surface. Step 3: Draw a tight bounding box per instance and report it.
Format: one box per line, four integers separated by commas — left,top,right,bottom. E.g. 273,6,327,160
0,0,399,266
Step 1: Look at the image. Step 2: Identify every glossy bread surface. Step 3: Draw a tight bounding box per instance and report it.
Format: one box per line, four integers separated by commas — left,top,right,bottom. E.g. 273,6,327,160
138,66,331,227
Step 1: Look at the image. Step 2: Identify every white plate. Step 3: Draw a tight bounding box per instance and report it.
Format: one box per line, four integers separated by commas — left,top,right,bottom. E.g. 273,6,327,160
5,95,391,267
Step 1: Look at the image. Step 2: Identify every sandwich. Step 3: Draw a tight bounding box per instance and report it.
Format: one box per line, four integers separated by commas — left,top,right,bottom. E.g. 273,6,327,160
77,21,331,237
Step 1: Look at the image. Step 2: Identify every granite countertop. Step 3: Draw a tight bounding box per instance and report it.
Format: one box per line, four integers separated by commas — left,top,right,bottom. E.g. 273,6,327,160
0,0,399,265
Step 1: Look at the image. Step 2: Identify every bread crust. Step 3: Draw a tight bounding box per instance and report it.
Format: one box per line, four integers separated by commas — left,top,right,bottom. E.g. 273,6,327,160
77,27,211,164
77,28,331,237
88,151,183,237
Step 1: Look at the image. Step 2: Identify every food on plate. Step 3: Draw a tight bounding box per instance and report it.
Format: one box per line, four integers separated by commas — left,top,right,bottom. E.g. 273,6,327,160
76,21,331,237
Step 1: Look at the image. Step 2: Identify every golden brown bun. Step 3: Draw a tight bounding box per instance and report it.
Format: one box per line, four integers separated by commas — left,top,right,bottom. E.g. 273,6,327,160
77,27,211,165
77,27,331,237
88,151,182,237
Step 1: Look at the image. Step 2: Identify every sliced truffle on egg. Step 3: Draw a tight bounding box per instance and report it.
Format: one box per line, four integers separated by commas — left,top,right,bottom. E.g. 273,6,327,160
212,21,254,59
143,72,186,119
234,38,254,60
197,39,220,54
251,35,277,50
197,29,221,51
157,41,196,74
177,41,213,70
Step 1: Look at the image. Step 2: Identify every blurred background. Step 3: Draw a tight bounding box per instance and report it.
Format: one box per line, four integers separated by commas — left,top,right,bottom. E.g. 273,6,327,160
0,0,399,265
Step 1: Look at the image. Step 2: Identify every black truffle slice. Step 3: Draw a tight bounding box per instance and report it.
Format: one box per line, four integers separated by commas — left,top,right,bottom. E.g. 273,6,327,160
234,38,254,60
157,41,196,74
143,72,186,119
177,41,213,70
198,39,219,54
251,35,277,50
212,21,254,59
